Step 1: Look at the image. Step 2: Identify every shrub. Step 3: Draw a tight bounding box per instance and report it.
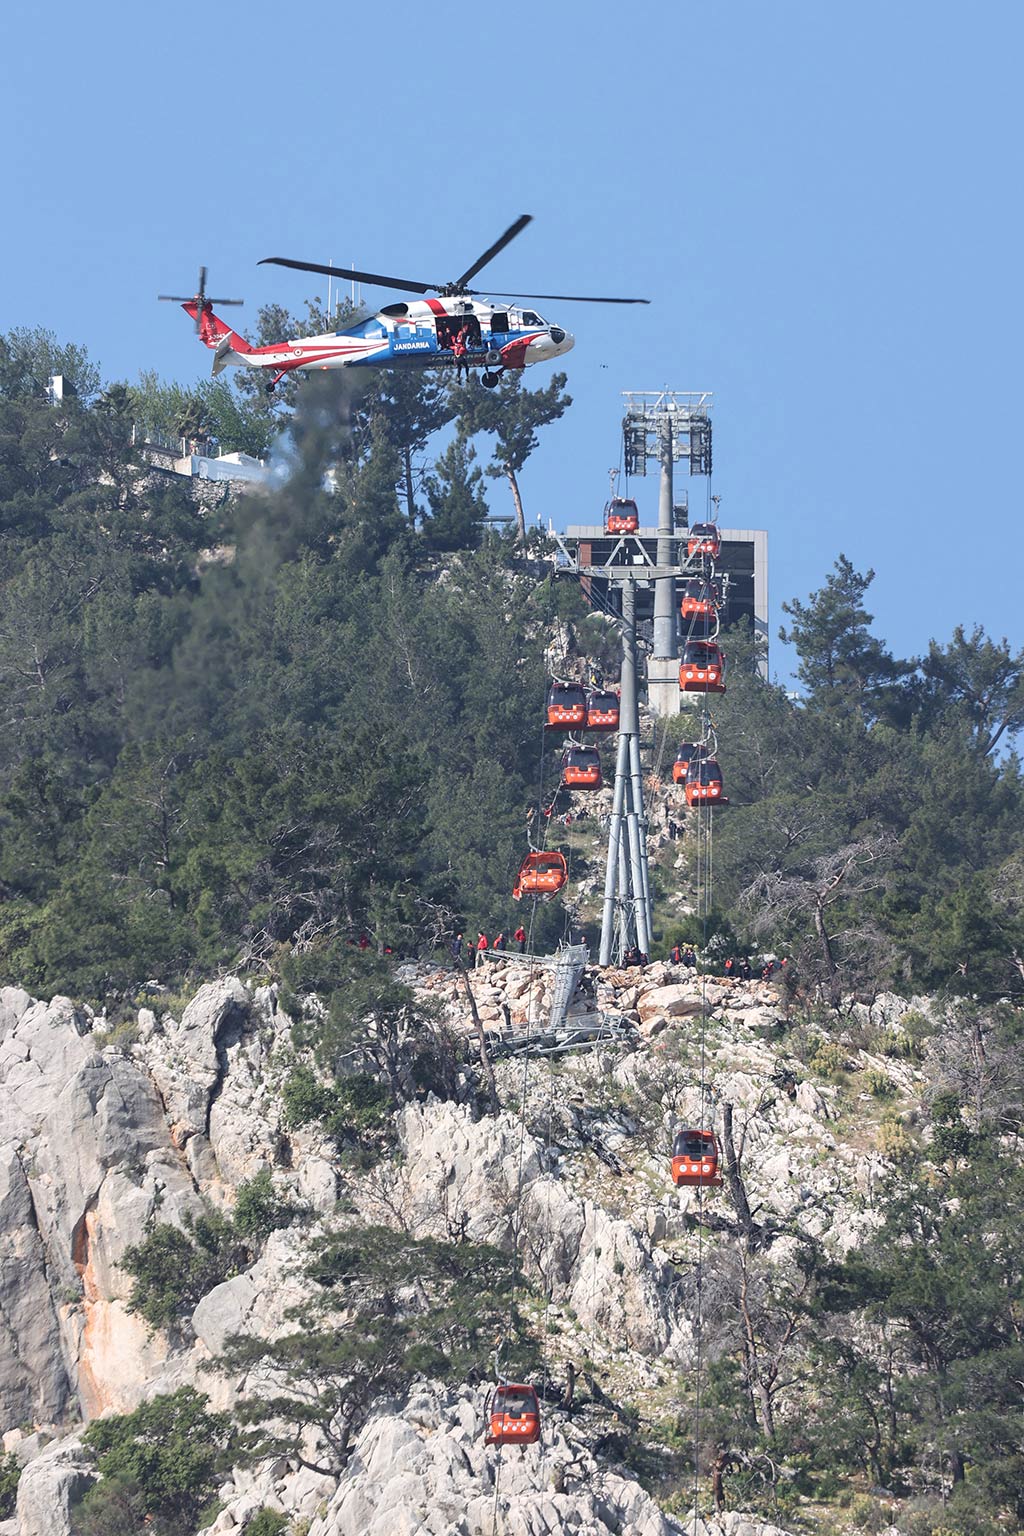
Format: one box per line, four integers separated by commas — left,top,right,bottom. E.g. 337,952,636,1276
0,1454,19,1520
246,1510,289,1536
808,1040,849,1079
849,1493,888,1533
124,1209,249,1331
232,1172,294,1242
281,1066,336,1129
877,1111,912,1157
77,1388,236,1536
864,1068,896,1098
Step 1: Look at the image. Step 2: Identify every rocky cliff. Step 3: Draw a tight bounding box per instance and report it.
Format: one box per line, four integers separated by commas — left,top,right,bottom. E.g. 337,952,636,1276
0,963,928,1535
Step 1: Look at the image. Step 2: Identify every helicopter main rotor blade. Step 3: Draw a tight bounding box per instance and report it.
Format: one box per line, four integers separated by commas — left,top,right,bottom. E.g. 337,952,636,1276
487,291,651,304
454,214,533,290
260,256,435,295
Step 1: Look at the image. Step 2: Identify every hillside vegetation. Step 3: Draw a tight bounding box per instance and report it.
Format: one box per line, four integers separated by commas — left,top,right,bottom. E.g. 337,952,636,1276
1,325,1023,1536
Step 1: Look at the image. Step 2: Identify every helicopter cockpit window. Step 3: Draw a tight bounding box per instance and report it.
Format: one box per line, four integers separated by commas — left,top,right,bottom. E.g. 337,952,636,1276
521,311,544,326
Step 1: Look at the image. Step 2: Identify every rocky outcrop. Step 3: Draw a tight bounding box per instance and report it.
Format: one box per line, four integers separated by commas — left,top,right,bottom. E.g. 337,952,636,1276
0,979,294,1424
209,1383,683,1536
13,1439,94,1536
385,1101,692,1361
0,960,923,1536
0,1143,70,1426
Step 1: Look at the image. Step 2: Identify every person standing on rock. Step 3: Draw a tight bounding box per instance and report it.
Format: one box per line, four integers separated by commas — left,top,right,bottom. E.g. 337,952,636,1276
683,946,697,968
740,957,752,981
451,932,463,964
493,932,504,952
476,932,489,966
514,925,527,953
671,942,683,966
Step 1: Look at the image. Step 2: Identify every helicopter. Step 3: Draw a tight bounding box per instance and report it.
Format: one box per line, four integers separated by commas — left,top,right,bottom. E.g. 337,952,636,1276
159,216,648,393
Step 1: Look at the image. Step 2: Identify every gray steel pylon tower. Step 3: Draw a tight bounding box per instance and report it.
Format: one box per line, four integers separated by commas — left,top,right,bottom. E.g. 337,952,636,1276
598,580,652,965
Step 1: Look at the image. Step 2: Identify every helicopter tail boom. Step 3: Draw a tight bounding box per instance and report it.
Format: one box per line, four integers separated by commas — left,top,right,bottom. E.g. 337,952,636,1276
183,301,254,358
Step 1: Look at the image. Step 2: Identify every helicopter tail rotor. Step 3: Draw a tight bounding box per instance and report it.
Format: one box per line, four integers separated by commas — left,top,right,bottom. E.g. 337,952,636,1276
158,266,244,334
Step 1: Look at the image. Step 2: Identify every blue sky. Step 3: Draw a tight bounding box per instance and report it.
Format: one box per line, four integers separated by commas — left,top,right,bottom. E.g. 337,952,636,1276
3,0,1020,679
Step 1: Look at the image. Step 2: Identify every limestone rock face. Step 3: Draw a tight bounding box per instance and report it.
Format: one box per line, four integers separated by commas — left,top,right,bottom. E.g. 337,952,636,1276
14,1439,94,1536
210,1384,683,1536
637,983,704,1024
389,1101,691,1361
0,993,202,1419
0,958,918,1536
149,976,252,1147
0,1143,71,1426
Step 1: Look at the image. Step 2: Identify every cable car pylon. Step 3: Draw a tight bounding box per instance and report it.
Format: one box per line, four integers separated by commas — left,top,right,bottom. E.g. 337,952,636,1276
599,577,652,964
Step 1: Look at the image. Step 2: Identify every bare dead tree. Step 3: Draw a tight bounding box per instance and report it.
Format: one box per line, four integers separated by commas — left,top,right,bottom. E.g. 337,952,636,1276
742,832,898,1008
926,998,1024,1135
720,1101,767,1253
456,957,500,1115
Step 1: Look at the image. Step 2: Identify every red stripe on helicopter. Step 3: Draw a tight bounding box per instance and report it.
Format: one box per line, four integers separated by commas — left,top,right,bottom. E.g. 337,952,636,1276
499,333,543,369
424,298,448,316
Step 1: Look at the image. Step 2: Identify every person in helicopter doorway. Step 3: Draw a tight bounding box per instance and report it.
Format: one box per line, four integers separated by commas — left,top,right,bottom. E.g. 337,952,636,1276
452,325,471,383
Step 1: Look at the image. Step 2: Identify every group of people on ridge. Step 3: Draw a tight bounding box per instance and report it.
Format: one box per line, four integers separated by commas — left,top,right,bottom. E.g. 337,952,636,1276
451,928,528,966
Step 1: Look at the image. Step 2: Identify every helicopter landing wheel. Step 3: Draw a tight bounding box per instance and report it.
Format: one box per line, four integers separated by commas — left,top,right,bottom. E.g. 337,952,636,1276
481,371,502,389
265,382,276,396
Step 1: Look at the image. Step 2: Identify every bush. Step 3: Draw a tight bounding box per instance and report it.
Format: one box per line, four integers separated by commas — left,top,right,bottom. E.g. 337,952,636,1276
78,1388,236,1536
877,1111,912,1157
123,1209,249,1331
246,1510,289,1536
0,1454,19,1520
325,1074,391,1139
281,1066,337,1129
808,1040,849,1079
232,1172,293,1242
283,1065,392,1164
849,1493,889,1533
864,1068,896,1098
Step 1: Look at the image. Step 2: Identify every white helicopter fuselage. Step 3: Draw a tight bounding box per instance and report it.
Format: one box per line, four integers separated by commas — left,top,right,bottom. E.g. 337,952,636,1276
190,295,573,384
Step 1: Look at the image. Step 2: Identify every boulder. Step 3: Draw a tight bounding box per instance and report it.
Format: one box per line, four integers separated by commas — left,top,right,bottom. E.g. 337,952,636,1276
15,1438,94,1536
636,986,702,1024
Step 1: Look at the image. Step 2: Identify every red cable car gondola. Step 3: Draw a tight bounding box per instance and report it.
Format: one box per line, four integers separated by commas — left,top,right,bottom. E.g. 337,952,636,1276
680,641,726,693
545,682,587,730
680,578,721,619
684,758,729,807
687,522,721,559
605,497,639,534
513,851,568,900
560,746,602,790
671,1128,722,1188
584,688,620,732
485,1383,542,1447
671,743,707,783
